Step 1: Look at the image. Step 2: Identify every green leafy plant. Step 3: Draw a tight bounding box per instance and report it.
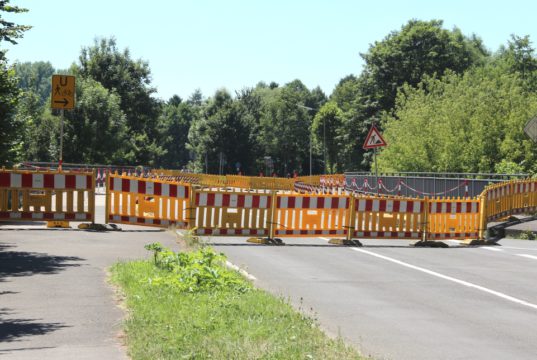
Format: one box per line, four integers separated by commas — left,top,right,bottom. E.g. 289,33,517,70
144,243,250,293
518,230,536,240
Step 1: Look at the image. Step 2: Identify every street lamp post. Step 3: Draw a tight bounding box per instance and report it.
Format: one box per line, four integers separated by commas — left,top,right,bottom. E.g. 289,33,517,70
297,104,315,176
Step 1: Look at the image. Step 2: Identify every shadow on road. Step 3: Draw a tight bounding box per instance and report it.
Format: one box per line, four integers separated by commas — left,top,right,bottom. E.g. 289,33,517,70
0,308,68,343
0,243,85,282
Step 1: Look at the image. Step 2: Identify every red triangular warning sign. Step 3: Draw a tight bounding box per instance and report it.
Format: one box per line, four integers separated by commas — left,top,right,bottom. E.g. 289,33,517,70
363,125,387,149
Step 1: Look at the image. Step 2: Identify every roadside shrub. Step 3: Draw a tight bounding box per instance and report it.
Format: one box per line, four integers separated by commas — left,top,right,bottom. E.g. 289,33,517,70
143,242,251,293
518,230,536,240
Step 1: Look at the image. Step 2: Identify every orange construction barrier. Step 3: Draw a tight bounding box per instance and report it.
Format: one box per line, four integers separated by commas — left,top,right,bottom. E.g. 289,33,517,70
107,174,190,228
191,189,274,236
0,169,95,224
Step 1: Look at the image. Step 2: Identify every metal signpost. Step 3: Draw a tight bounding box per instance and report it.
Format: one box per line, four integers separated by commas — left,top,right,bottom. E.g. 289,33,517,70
51,75,75,170
363,124,387,194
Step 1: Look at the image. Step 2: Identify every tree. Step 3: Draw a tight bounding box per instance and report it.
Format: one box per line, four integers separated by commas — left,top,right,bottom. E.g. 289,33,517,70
361,19,488,112
77,37,162,164
0,0,30,165
312,102,344,173
62,78,128,164
159,99,197,169
15,61,55,105
256,80,315,175
496,35,537,91
187,89,254,174
0,60,23,164
378,67,537,173
0,0,31,56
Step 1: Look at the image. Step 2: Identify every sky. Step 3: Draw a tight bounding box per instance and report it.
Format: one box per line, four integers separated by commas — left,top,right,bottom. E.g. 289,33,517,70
4,0,537,101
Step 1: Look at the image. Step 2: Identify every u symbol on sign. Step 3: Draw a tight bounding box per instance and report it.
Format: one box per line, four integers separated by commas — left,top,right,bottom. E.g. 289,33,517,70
60,76,68,86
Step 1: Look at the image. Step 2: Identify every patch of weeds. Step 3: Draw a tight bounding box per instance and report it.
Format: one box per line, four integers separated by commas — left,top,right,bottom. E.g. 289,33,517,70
143,242,250,293
517,230,536,240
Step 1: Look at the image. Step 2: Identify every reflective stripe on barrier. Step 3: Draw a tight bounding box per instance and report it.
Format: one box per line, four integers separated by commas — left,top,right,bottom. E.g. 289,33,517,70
0,169,95,223
192,189,273,236
107,174,190,228
0,172,93,189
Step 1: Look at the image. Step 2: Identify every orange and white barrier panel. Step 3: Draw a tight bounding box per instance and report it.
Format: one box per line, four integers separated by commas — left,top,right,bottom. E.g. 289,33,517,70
350,197,424,239
192,190,273,236
0,169,95,222
273,194,350,236
107,174,190,227
427,198,480,239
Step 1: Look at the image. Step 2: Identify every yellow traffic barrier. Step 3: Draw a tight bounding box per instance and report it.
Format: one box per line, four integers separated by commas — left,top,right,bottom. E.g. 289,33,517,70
190,188,274,236
0,168,95,225
106,174,190,228
349,196,426,240
273,193,350,237
427,197,481,240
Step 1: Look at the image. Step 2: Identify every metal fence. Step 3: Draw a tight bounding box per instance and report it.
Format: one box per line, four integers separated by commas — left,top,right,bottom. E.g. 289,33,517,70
345,172,529,198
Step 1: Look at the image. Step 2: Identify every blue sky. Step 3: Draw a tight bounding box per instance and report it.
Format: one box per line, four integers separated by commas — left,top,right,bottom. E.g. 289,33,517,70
4,0,537,101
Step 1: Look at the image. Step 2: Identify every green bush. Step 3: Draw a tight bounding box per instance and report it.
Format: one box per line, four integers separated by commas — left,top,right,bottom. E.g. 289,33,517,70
143,243,251,293
518,230,536,240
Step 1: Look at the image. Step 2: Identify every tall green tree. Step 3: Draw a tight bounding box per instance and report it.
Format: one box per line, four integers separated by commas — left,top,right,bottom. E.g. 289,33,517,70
361,19,488,112
159,97,197,169
62,78,127,164
77,37,162,164
187,89,254,174
378,67,537,173
0,0,30,165
15,61,54,105
312,102,344,173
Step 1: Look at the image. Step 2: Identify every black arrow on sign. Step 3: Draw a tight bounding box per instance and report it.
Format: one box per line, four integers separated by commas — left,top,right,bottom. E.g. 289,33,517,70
54,98,69,107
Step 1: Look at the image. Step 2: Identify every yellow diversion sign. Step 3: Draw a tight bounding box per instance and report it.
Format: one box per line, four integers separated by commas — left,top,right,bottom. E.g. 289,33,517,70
51,75,75,109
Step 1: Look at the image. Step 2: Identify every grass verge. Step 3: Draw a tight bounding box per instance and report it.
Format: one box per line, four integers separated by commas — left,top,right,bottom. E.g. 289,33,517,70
110,243,362,359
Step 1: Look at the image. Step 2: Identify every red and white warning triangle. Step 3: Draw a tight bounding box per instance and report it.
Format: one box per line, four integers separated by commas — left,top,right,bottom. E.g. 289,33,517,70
363,125,387,149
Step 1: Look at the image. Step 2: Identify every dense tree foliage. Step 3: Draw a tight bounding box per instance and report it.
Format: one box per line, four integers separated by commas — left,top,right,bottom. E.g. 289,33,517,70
4,10,537,175
0,0,29,165
378,67,537,173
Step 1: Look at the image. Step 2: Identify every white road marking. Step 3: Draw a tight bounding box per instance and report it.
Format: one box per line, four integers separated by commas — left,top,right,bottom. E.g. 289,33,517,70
480,247,504,252
318,237,537,311
516,254,537,261
502,246,537,251
350,247,537,311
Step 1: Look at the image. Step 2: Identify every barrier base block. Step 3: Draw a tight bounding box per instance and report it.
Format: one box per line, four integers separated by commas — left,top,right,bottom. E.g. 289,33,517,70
461,239,499,246
47,221,70,228
78,223,122,231
411,240,449,248
247,237,285,245
328,238,363,247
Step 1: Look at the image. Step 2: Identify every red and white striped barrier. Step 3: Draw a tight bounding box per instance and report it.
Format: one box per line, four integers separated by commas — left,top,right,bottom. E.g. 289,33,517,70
196,228,269,236
108,214,187,228
429,201,479,214
353,231,421,239
275,229,346,236
278,195,349,209
110,178,189,198
355,198,423,213
0,172,93,189
0,211,91,221
195,193,271,208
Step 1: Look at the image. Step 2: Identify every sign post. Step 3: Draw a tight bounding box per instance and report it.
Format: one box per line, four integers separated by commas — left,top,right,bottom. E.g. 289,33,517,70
51,75,75,171
363,124,387,195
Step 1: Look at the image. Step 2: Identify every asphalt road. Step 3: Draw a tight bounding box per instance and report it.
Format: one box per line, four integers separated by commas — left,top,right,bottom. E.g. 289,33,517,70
209,236,537,360
0,194,180,360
